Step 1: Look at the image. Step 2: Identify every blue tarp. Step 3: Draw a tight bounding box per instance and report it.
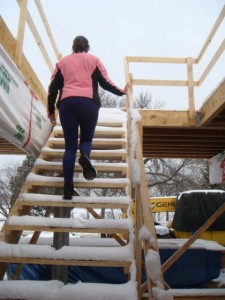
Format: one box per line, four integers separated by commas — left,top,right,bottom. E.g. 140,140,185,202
7,249,221,288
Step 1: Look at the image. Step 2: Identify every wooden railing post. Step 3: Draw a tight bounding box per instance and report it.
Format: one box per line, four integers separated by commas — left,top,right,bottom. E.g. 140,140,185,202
15,0,28,68
186,57,196,125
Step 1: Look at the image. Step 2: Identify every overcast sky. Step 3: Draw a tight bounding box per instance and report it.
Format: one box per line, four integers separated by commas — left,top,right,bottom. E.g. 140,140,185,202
0,0,225,164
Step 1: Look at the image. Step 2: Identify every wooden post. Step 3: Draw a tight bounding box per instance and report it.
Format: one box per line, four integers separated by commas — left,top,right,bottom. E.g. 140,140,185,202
52,207,70,284
135,188,144,300
15,0,28,68
186,57,196,125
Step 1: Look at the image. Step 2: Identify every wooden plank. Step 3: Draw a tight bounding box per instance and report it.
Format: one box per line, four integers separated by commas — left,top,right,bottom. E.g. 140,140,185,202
47,138,127,149
199,79,225,125
41,150,127,161
196,5,225,63
34,163,128,174
5,225,129,235
142,293,225,300
14,0,28,67
186,58,196,125
126,56,189,64
16,200,128,210
0,257,131,268
53,129,125,138
198,39,225,86
26,178,129,189
132,79,192,87
139,110,191,127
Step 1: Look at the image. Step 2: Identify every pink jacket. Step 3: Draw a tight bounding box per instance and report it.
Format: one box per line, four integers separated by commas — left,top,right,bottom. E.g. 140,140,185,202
48,52,125,115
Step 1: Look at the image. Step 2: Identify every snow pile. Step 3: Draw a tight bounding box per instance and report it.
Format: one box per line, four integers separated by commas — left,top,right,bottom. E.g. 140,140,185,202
213,268,225,287
152,287,173,300
0,241,134,261
0,280,138,300
145,249,164,289
7,215,133,231
18,193,132,205
138,225,157,250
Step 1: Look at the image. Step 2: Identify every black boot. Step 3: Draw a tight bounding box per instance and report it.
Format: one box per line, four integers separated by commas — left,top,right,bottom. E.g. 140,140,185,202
79,153,96,180
63,183,74,200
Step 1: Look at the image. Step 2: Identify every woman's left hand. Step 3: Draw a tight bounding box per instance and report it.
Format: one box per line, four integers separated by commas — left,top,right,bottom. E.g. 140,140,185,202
48,113,56,125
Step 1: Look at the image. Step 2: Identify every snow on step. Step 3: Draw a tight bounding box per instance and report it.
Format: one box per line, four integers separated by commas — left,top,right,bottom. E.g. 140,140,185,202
48,137,127,143
26,173,130,185
34,158,128,169
0,280,137,300
18,193,132,205
167,288,225,297
54,125,127,133
41,147,127,154
0,241,134,261
6,216,133,231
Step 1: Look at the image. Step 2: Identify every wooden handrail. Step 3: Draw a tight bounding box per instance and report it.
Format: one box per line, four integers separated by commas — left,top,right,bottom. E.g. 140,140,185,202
196,5,225,63
130,118,165,298
124,5,225,122
16,0,61,74
34,0,61,60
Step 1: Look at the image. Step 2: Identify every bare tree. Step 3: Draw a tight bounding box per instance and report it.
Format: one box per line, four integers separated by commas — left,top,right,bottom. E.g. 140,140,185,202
99,88,125,108
0,156,35,217
145,158,209,196
134,91,165,109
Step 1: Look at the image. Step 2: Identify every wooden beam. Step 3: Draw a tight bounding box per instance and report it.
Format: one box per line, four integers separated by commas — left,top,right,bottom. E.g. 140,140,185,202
198,39,225,86
0,16,47,105
199,79,225,125
196,5,225,63
139,110,191,127
14,0,28,68
126,56,190,64
132,79,192,87
186,57,196,125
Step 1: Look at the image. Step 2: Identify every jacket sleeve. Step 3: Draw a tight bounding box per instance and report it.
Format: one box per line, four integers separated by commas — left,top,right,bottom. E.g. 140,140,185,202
47,65,64,115
95,59,125,96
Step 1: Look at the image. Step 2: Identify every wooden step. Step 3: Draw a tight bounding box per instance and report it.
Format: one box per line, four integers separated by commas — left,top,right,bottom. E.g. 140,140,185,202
151,288,225,300
26,173,130,191
16,193,131,210
0,241,134,267
41,147,127,161
53,125,127,138
47,137,127,150
0,280,137,300
5,216,133,236
34,158,128,175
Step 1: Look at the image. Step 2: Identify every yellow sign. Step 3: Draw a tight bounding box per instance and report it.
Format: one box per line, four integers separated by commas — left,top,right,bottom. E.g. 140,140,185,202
150,197,176,213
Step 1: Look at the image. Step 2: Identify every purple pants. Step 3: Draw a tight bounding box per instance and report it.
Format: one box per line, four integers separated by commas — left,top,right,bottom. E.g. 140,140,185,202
59,97,99,184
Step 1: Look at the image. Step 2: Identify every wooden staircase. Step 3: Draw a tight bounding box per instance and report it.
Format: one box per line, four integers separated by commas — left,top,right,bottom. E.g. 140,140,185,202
1,107,224,300
0,108,138,299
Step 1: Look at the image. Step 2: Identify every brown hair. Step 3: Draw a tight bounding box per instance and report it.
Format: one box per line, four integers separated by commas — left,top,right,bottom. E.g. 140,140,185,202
72,36,90,53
